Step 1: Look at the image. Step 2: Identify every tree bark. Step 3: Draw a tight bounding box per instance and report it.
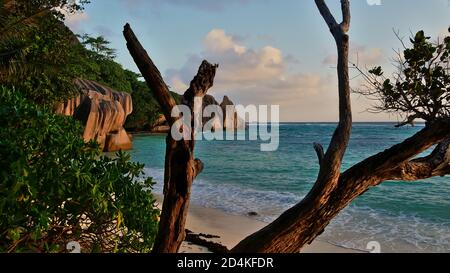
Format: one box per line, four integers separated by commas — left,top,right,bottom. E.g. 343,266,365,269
231,120,450,253
231,0,353,253
123,1,450,254
123,24,218,253
386,139,450,181
231,1,450,253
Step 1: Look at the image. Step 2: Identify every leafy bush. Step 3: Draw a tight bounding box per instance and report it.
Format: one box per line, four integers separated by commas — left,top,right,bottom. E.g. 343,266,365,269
124,70,183,132
359,30,450,125
81,57,134,93
0,0,90,106
0,87,160,253
1,0,182,135
123,71,161,131
77,34,133,93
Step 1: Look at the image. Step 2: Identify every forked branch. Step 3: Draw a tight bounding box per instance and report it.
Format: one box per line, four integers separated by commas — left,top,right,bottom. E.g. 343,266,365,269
124,23,178,125
123,23,218,253
232,0,353,253
387,139,450,181
313,143,325,166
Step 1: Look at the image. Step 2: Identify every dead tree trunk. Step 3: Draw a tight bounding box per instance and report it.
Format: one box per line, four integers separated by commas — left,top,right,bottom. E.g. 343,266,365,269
231,119,450,253
123,24,218,253
123,0,450,254
231,0,450,253
231,0,353,253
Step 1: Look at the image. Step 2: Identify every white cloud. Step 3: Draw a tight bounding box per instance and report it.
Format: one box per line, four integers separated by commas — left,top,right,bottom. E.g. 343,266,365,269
203,29,247,54
165,29,338,121
166,29,310,95
163,29,399,121
59,9,89,31
169,75,189,91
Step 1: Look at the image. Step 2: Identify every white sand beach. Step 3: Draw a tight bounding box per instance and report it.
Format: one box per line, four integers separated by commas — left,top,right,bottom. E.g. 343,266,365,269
156,196,362,253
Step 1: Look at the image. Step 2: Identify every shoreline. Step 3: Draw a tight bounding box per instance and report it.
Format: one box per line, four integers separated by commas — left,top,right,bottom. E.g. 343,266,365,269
130,131,168,136
155,195,363,253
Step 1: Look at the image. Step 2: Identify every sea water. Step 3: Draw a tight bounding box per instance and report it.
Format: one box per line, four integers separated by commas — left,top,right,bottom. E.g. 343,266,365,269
130,123,450,253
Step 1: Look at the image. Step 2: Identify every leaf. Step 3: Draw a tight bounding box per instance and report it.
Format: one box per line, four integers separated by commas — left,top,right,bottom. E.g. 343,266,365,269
117,210,123,229
369,66,383,76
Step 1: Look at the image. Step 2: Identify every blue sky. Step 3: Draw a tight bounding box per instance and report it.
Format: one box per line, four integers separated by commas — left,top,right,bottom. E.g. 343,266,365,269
66,0,450,121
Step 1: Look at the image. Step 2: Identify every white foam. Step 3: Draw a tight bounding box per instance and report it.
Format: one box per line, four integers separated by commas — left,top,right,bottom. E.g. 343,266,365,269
323,205,450,253
143,167,450,253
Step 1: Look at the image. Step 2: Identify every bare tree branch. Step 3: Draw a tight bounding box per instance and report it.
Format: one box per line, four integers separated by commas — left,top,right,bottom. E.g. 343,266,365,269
339,120,450,188
232,0,353,253
395,114,419,128
231,1,450,254
387,139,450,181
194,159,204,179
314,0,339,35
314,0,352,193
184,60,219,99
313,143,325,166
123,23,218,253
340,0,351,33
124,2,450,254
123,23,178,126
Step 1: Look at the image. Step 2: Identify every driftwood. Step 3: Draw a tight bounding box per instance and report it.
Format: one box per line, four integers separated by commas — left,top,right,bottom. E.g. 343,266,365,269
230,0,353,253
230,0,450,253
184,230,229,254
123,0,450,253
124,23,218,253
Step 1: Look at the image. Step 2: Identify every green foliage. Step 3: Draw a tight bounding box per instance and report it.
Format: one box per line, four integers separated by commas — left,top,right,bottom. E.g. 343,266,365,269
75,34,133,92
0,1,134,104
0,87,160,253
1,0,181,131
0,0,165,253
367,30,450,123
82,57,134,93
79,34,116,60
0,0,89,106
123,71,160,131
123,70,183,131
76,34,184,128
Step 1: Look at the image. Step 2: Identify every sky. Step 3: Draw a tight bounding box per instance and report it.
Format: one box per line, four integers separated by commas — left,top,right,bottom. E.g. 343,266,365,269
65,0,450,122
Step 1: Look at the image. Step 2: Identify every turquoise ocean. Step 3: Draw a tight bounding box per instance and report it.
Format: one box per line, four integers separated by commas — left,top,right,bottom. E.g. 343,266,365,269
130,123,450,253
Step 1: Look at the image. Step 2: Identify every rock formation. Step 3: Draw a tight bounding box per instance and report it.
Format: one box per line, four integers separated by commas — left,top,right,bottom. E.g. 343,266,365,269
149,95,244,133
201,94,221,131
220,96,245,130
56,79,133,152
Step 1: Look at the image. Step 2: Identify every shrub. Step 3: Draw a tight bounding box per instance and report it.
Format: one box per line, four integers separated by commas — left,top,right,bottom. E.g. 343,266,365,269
0,87,160,253
357,30,450,125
